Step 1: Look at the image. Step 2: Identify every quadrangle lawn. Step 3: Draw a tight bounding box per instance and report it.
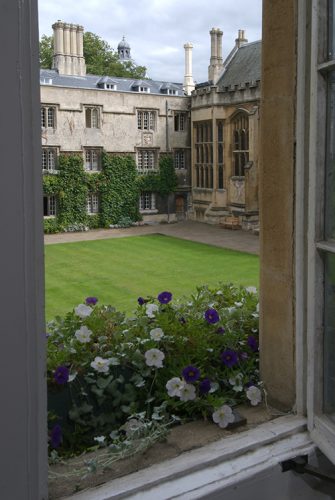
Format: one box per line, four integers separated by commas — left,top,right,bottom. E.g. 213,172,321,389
45,234,259,320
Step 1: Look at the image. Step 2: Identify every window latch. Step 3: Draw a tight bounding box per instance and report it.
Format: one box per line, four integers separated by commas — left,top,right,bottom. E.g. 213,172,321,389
281,455,335,484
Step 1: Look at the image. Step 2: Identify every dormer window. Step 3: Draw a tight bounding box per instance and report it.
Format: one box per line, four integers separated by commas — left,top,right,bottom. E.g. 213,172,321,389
97,77,117,91
139,86,150,93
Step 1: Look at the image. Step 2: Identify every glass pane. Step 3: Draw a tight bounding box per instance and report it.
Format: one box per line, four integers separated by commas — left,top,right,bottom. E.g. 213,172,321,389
325,71,335,239
329,0,335,59
324,252,335,420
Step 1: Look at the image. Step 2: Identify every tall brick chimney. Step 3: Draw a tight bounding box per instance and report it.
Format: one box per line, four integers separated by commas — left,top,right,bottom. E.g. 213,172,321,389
52,21,86,76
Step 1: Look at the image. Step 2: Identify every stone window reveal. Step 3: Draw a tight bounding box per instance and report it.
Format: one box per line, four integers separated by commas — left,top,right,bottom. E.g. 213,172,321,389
87,193,99,214
42,148,57,171
43,195,56,217
194,121,213,188
85,149,101,171
139,192,156,211
137,150,156,171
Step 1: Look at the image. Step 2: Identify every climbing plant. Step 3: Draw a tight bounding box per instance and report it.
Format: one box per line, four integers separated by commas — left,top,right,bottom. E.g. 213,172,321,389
99,153,140,227
57,155,88,228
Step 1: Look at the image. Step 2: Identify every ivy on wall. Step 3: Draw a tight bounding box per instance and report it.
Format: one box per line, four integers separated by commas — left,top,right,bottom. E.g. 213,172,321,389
42,152,179,233
57,155,88,227
99,153,140,227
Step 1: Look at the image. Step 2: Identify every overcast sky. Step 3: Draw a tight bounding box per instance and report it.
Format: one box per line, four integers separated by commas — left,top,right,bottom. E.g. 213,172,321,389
38,0,262,83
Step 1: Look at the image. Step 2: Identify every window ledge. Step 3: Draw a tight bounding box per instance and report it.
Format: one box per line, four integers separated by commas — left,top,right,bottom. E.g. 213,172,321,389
65,415,314,500
140,209,158,214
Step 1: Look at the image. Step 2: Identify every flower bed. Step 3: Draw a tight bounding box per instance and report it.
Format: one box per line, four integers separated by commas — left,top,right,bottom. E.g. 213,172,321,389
47,283,260,456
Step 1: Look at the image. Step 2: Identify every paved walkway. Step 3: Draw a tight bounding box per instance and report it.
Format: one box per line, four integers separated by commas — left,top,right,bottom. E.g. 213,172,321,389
44,220,259,255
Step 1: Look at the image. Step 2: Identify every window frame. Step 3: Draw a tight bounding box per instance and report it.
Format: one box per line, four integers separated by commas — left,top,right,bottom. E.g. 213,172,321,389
41,105,56,129
87,193,99,214
137,149,157,172
137,110,156,131
84,148,101,171
85,106,100,129
174,112,186,131
42,147,58,172
139,192,156,212
174,149,186,169
231,113,249,177
304,0,335,464
43,195,56,217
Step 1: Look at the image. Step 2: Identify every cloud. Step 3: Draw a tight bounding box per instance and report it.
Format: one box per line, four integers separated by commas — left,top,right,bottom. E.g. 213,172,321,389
38,0,262,82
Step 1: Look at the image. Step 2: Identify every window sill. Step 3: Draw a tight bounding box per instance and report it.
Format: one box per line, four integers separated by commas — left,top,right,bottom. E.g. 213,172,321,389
85,170,101,173
43,215,56,219
140,209,158,214
64,415,314,500
42,169,59,174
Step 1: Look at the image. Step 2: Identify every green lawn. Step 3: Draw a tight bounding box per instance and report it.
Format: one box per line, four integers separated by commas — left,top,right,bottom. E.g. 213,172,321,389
45,235,259,320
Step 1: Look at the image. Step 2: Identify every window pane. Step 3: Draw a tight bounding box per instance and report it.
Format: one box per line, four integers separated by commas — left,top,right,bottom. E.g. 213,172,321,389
325,71,335,239
324,252,335,420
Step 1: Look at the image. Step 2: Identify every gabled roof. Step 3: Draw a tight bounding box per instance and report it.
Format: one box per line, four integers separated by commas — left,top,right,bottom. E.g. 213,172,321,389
40,69,184,96
217,40,261,90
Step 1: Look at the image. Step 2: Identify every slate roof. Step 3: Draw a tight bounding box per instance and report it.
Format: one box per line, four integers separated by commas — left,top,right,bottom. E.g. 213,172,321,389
217,40,261,90
40,69,184,96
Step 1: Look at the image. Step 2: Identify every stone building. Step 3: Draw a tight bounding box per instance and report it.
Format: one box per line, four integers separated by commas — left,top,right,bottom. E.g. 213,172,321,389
41,21,261,230
190,29,261,230
41,21,191,226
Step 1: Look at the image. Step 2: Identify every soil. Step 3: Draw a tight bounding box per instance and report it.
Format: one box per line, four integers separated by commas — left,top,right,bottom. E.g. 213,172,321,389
48,404,275,499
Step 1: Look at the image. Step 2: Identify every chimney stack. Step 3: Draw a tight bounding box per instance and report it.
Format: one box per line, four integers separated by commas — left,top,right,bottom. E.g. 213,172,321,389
52,21,86,76
183,42,195,95
208,28,224,84
235,29,248,48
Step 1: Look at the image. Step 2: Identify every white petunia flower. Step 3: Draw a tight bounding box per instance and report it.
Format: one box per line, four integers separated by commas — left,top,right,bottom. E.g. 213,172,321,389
179,383,196,401
68,371,77,382
234,301,243,307
144,348,165,368
229,373,243,392
212,405,235,428
246,386,262,406
216,290,223,295
75,303,93,319
146,303,159,318
246,286,258,294
166,377,184,397
94,436,106,444
90,356,111,373
150,327,164,341
74,325,92,343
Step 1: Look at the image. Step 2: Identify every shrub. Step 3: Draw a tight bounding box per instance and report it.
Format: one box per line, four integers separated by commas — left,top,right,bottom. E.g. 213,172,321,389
44,219,62,234
47,283,260,455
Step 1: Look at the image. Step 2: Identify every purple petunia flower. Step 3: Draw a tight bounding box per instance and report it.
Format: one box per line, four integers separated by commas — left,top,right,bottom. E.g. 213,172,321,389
182,365,201,383
138,297,145,305
247,335,259,352
204,308,220,324
85,296,98,306
199,378,211,395
54,365,69,385
50,424,62,448
220,349,239,368
216,326,225,334
158,291,172,304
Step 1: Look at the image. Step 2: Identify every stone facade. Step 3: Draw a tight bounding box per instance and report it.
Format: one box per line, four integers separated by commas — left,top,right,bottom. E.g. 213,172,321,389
189,30,261,230
41,22,261,229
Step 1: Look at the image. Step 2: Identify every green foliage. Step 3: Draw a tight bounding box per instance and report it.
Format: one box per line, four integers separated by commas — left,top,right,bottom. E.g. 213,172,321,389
57,155,88,228
86,215,100,229
158,156,178,196
43,174,59,195
137,172,161,192
39,34,53,68
47,284,260,455
44,219,61,234
39,31,146,79
99,154,140,227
